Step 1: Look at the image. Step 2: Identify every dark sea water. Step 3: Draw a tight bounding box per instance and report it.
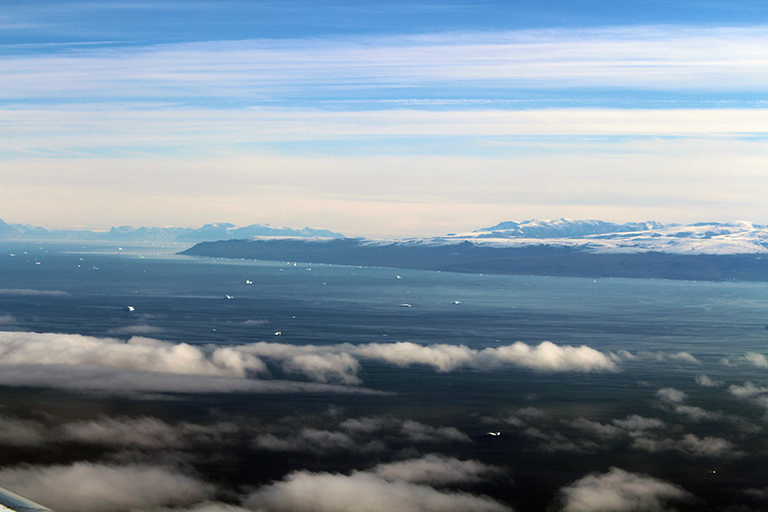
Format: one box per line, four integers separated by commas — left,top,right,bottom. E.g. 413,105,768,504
1,241,768,512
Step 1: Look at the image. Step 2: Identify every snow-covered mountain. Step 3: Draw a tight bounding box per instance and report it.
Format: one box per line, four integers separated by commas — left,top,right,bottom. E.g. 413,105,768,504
442,219,768,255
471,219,667,239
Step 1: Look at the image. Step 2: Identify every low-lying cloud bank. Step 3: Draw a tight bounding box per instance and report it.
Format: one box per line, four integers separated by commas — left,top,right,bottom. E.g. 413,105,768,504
0,331,619,393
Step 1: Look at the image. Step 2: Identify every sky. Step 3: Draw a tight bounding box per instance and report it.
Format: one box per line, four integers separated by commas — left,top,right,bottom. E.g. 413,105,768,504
2,1,768,237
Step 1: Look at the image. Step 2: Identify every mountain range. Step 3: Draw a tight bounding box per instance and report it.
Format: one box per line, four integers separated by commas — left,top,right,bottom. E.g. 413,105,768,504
449,218,768,255
0,219,344,242
180,219,768,281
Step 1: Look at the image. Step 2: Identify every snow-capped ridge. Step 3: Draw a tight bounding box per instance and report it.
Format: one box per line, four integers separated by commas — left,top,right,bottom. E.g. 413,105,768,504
473,218,667,239
450,219,768,255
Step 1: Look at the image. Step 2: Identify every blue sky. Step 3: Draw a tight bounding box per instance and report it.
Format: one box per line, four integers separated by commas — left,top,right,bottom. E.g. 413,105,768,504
2,1,768,236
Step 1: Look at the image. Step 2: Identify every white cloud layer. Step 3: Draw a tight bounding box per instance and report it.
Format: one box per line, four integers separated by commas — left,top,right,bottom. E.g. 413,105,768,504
0,331,671,394
0,331,382,394
0,331,265,378
558,467,692,512
243,470,513,512
0,462,215,512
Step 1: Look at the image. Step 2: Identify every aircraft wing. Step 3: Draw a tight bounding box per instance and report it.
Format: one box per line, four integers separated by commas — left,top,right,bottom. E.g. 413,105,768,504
0,486,52,512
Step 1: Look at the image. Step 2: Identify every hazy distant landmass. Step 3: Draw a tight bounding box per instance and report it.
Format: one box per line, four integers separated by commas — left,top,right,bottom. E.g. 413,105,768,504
181,219,768,281
0,219,344,242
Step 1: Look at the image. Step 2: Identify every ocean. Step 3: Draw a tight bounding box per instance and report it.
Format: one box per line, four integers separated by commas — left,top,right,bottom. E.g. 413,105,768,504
0,241,767,512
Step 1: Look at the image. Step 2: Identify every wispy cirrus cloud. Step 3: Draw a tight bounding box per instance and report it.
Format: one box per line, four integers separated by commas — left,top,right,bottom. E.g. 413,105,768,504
3,26,768,104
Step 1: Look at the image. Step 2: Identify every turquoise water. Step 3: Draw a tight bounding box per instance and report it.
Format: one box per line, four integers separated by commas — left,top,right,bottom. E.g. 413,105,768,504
1,241,767,511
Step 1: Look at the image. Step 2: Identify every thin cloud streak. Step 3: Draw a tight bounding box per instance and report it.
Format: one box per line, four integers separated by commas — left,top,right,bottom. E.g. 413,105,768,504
3,26,768,102
6,107,768,156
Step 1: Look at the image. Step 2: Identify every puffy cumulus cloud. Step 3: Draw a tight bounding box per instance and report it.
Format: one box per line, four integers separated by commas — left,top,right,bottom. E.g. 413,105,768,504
611,415,666,433
677,434,741,458
670,404,723,423
667,352,701,365
497,411,605,453
354,342,476,372
616,351,700,365
568,418,623,440
254,416,469,455
106,324,164,335
478,342,617,372
557,467,692,512
281,353,362,385
567,415,667,443
60,416,240,449
0,462,215,512
722,352,768,368
240,341,476,376
507,409,742,458
254,429,361,454
726,382,768,418
372,454,504,486
695,375,723,387
0,415,48,446
655,388,687,404
243,340,618,377
399,420,470,444
339,416,470,444
729,381,768,398
243,470,513,512
234,342,362,384
655,387,725,422
744,352,768,368
631,433,742,459
523,426,601,454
